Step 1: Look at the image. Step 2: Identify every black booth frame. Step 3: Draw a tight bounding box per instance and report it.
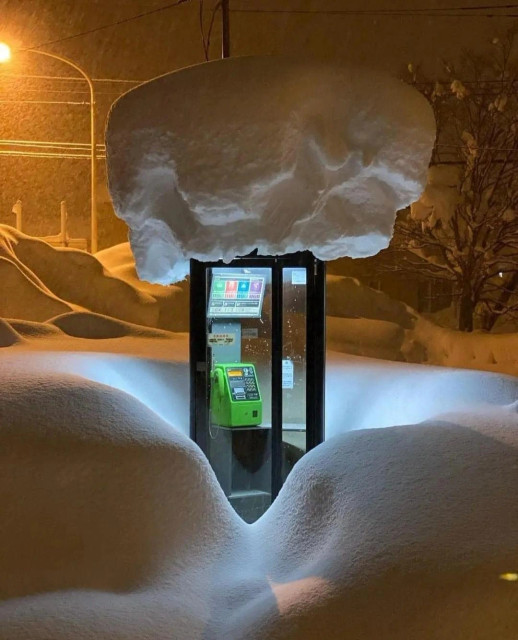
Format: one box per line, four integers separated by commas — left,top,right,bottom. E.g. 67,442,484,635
190,251,326,499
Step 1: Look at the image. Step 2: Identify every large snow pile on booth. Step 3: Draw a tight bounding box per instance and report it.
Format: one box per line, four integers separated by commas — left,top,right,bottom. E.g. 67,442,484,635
106,56,435,284
1,336,518,638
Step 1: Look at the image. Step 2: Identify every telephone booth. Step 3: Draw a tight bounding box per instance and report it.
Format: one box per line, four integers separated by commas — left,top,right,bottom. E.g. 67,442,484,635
190,252,325,523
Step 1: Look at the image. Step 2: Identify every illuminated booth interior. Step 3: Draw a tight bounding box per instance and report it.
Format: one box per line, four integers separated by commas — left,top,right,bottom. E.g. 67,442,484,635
190,252,325,523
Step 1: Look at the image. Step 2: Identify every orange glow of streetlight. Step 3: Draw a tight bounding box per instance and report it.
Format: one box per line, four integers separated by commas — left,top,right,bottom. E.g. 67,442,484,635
0,42,11,63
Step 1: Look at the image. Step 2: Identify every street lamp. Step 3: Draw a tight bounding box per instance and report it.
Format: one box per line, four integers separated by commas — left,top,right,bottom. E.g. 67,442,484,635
0,43,11,63
0,42,98,253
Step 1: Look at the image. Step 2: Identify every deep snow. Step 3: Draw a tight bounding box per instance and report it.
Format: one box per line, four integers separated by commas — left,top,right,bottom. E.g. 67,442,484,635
106,56,435,283
1,331,518,638
4,226,518,376
0,226,188,331
1,238,518,637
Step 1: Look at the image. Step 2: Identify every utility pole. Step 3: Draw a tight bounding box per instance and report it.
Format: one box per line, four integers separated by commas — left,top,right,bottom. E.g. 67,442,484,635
221,0,230,58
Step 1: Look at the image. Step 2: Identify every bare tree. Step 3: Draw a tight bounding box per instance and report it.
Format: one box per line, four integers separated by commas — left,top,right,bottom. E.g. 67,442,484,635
199,0,223,61
392,31,518,331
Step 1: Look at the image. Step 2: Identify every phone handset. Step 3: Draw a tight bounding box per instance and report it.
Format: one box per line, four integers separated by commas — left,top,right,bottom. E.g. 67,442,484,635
212,368,224,399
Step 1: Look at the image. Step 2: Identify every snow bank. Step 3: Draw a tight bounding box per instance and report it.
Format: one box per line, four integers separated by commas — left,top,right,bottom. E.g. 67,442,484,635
253,414,518,639
0,318,24,347
1,342,518,637
326,276,518,376
49,311,171,340
327,274,416,327
0,227,188,331
325,351,518,438
96,242,189,330
0,255,74,321
0,368,239,605
106,56,435,283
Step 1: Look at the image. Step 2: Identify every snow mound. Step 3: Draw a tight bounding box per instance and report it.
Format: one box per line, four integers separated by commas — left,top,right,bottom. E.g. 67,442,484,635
327,316,407,360
0,226,160,327
1,353,518,638
0,318,24,347
5,318,63,338
252,416,518,639
96,242,189,330
49,311,171,340
0,371,239,603
325,276,518,376
0,255,74,321
106,56,435,284
327,274,416,327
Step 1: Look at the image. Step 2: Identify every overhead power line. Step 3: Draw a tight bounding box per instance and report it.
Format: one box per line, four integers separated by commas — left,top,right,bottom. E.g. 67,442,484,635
231,4,518,17
0,88,124,96
233,3,518,12
23,0,191,51
0,73,143,84
0,150,106,159
0,99,89,105
0,139,105,149
0,139,107,159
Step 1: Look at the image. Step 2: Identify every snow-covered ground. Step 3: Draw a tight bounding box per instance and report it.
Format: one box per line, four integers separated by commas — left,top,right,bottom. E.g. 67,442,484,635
2,229,518,638
0,226,188,331
1,325,518,638
327,275,518,376
4,225,518,377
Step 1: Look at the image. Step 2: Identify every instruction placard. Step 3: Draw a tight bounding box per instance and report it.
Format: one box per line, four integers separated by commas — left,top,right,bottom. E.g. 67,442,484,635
207,333,236,346
282,359,294,389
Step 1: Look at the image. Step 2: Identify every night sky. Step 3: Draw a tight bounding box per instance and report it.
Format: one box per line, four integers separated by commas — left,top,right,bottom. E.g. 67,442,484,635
0,0,514,244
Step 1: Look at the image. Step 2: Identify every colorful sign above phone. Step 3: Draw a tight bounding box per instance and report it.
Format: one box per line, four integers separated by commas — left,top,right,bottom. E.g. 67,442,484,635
208,274,266,318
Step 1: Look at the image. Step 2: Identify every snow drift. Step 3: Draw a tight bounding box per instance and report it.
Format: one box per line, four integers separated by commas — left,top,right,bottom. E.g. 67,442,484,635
106,56,435,283
0,227,188,331
1,345,518,638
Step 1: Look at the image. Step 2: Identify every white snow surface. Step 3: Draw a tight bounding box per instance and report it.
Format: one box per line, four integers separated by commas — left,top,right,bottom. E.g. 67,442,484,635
1,332,518,638
3,234,518,636
106,56,435,283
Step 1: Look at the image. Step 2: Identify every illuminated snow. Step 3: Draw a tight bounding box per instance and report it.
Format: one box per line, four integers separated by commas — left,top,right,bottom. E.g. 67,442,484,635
106,56,435,283
1,335,518,638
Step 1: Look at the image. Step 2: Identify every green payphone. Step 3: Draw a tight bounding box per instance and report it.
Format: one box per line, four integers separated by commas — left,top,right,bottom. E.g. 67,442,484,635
211,363,262,427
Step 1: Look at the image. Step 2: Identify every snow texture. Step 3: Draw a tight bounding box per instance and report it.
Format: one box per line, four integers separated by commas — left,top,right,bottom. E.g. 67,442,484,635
0,227,188,331
3,227,518,377
1,337,518,638
327,275,518,376
106,56,435,283
2,228,518,636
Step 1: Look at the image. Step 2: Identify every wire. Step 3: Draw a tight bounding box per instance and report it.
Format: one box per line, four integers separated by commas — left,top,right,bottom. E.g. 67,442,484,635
230,5,518,17
0,139,105,149
0,73,143,84
0,99,89,105
437,143,518,151
0,150,106,159
0,88,122,96
22,0,191,51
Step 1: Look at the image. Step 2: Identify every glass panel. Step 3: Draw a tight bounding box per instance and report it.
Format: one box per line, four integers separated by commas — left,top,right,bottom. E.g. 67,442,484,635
205,266,272,523
282,267,307,482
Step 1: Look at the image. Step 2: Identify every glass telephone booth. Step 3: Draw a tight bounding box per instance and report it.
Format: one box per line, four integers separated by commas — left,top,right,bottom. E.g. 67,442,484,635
190,252,325,523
